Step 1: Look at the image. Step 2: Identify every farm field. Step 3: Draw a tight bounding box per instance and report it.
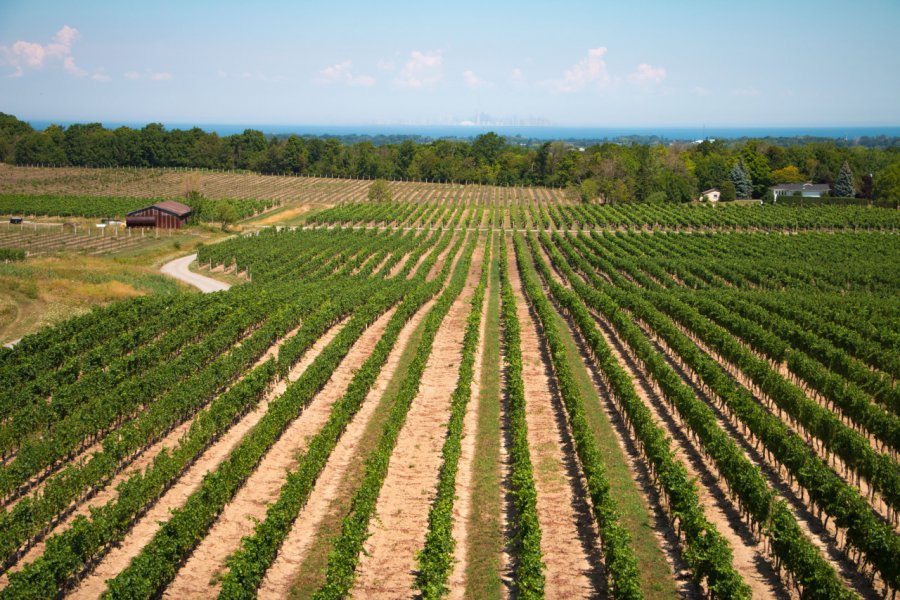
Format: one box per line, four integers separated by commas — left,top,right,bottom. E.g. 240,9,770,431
0,187,897,600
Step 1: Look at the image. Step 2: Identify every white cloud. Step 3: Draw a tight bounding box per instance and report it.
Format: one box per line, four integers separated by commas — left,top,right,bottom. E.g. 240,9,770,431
1,25,110,81
150,71,172,81
316,60,375,86
377,59,396,71
509,67,526,85
124,70,140,80
463,69,492,89
394,50,443,88
540,47,609,93
53,25,79,47
628,63,666,85
63,56,86,77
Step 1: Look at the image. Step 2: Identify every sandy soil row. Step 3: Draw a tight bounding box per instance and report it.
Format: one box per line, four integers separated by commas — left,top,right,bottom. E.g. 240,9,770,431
350,234,483,598
447,236,491,597
0,319,293,581
258,232,470,598
536,241,696,597
505,236,603,600
162,306,398,599
66,316,352,599
255,283,441,598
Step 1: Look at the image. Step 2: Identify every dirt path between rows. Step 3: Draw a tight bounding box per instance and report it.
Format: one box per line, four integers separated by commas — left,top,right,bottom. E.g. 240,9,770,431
506,236,603,600
163,307,397,599
67,318,351,599
256,287,442,598
350,236,483,598
0,320,303,588
447,236,490,597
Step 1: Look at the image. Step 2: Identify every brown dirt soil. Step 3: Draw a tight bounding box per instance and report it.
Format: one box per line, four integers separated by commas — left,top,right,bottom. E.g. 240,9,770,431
349,235,483,598
255,287,444,599
447,242,490,597
254,205,314,226
386,250,412,278
425,231,459,282
66,317,350,599
162,307,397,599
505,236,602,600
0,321,298,584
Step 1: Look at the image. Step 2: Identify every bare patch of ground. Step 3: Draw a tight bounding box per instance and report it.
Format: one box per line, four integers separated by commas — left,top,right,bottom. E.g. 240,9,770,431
349,236,483,598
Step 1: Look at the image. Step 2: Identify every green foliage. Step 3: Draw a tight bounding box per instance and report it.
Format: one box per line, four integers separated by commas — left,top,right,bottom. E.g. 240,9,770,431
874,161,900,207
2,112,900,203
729,159,753,199
367,178,393,202
718,181,737,201
0,248,25,261
834,161,855,198
771,165,806,183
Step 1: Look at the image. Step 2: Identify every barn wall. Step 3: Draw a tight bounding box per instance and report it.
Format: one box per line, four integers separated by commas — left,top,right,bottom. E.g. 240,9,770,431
128,207,185,229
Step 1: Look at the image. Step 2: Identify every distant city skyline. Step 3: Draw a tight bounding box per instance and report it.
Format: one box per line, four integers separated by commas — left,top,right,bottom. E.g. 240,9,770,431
1,0,899,127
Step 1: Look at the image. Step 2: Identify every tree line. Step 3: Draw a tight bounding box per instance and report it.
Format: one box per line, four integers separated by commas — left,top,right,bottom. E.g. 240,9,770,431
1,113,898,205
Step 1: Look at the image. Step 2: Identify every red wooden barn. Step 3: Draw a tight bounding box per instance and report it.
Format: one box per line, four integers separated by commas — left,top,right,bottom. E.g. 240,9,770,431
126,201,193,229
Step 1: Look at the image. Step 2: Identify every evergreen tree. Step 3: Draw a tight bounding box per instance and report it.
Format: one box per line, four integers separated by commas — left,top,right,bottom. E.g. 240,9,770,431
835,161,855,197
730,159,753,199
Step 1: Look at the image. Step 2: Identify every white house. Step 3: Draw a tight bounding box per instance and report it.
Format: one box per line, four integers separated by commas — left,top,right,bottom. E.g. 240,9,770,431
699,188,720,202
771,182,830,203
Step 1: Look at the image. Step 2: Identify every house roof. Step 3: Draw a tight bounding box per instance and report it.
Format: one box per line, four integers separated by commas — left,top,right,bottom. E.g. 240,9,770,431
701,188,720,194
127,200,193,218
771,183,830,193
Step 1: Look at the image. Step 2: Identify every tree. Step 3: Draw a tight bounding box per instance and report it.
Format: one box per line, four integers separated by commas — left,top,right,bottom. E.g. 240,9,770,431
730,159,753,199
578,178,600,202
873,162,900,207
367,179,393,202
771,165,806,184
216,202,239,230
740,144,772,197
719,181,737,201
834,161,855,197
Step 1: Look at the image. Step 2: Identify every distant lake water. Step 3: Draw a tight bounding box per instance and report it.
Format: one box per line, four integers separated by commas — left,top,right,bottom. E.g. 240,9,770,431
27,121,900,141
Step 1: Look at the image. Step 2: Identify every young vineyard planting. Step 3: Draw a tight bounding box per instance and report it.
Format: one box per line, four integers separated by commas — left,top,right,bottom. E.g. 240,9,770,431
0,188,897,599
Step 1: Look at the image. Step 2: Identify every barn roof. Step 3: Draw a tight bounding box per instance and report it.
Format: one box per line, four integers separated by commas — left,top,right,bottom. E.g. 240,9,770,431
127,200,193,218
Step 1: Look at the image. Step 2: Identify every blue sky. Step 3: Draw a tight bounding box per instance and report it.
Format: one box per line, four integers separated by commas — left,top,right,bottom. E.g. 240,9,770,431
1,0,898,127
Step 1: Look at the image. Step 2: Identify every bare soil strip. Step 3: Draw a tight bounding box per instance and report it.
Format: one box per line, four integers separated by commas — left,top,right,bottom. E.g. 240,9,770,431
255,297,439,598
447,240,491,597
162,306,397,599
349,237,483,598
459,246,506,600
537,237,691,599
66,317,351,600
0,320,303,586
268,235,470,600
426,230,460,282
590,309,789,599
506,236,602,600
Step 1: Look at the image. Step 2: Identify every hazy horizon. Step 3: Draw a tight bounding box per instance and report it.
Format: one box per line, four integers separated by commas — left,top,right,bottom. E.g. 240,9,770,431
2,0,899,127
